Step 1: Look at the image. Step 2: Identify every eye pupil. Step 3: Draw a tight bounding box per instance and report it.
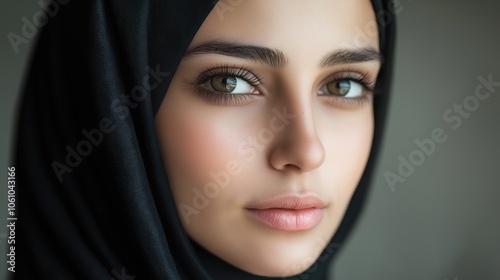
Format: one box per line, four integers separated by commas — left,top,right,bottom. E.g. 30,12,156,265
327,80,351,96
212,76,237,92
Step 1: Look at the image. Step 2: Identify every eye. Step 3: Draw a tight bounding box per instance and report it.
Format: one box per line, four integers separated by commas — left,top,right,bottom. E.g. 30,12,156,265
320,79,364,98
207,75,255,94
187,66,263,105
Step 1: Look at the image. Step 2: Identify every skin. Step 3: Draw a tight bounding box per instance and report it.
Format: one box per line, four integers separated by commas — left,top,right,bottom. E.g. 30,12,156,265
155,0,380,277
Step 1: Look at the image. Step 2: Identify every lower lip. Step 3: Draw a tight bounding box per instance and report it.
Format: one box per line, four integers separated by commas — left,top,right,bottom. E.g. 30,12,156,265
246,208,324,231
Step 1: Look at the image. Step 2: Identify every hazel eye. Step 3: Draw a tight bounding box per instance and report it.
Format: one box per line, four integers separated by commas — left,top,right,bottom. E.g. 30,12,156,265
209,75,254,94
320,80,363,98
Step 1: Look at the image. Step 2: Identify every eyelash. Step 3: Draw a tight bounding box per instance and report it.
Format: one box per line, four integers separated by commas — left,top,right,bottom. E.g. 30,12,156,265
186,65,262,106
187,65,377,107
319,71,377,108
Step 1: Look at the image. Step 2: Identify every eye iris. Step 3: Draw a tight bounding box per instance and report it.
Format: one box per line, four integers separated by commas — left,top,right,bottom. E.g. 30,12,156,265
211,76,237,92
327,80,351,96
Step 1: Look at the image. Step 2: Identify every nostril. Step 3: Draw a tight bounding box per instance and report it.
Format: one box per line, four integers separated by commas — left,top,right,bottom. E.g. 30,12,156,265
268,133,325,173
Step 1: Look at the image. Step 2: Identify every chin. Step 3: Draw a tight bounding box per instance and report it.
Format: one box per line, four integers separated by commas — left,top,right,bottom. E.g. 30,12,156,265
243,253,319,278
232,232,328,278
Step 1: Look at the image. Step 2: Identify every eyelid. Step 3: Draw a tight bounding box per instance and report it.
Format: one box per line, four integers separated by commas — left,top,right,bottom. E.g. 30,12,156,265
193,64,263,87
184,65,264,106
319,70,377,93
316,70,377,109
322,94,373,109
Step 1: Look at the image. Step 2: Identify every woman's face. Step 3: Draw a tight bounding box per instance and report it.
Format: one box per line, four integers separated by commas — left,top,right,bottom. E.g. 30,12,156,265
155,0,380,277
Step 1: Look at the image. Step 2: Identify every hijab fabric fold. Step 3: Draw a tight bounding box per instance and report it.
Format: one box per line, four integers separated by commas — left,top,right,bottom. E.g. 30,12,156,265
12,1,395,279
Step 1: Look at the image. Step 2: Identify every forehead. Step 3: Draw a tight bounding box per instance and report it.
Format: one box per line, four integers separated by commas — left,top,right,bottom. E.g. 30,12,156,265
191,0,379,59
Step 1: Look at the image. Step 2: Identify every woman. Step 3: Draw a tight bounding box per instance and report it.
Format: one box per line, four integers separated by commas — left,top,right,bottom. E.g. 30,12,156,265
13,0,395,279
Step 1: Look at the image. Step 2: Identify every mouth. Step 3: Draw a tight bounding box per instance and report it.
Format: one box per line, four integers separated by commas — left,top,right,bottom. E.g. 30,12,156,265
245,194,326,232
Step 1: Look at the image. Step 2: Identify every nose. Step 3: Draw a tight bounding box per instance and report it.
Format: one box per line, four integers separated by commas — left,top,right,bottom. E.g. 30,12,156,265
268,97,325,173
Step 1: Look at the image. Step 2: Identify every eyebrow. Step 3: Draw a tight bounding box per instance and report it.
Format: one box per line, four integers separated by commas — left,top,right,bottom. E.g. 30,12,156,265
184,40,382,68
319,47,382,68
184,40,287,68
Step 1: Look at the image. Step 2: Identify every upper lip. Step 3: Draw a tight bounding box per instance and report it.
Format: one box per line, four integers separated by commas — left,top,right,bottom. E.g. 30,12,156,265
246,194,327,210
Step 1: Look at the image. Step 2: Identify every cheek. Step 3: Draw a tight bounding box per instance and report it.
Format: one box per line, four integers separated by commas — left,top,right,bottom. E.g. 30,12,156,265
334,117,374,177
170,119,226,174
321,106,374,206
155,91,256,215
157,108,230,204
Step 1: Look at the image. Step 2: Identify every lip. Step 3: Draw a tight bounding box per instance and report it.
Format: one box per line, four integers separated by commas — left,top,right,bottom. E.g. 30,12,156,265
245,194,326,232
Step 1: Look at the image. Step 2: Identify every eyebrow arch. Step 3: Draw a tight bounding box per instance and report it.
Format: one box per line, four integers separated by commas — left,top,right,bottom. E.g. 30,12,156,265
184,39,382,68
319,47,382,68
184,40,287,68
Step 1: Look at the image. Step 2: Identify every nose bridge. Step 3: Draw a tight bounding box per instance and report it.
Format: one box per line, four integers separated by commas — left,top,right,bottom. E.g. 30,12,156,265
275,70,318,134
268,81,326,172
282,70,323,138
284,93,318,138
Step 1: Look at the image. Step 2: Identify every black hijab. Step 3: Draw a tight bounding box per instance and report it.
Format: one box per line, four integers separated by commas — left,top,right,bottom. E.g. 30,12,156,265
12,1,395,279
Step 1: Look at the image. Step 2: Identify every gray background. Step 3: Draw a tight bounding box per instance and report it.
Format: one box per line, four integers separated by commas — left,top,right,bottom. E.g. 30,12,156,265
1,1,499,279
